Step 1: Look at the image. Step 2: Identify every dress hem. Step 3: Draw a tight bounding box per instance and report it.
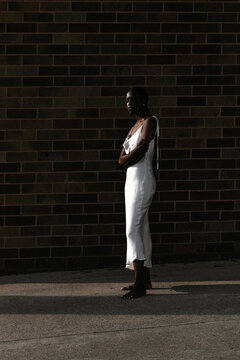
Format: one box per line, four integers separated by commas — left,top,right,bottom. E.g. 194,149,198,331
125,258,152,271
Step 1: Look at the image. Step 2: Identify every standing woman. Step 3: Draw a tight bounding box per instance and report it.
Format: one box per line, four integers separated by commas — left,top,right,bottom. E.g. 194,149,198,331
119,87,159,299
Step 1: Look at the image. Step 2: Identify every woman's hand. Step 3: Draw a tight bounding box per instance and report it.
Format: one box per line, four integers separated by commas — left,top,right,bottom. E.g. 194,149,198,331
118,138,149,169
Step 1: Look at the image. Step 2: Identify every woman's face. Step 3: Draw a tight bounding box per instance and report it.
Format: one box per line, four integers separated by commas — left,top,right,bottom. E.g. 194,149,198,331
126,91,143,116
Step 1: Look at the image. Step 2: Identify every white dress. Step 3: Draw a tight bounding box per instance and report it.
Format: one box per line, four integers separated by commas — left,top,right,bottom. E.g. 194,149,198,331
123,116,159,270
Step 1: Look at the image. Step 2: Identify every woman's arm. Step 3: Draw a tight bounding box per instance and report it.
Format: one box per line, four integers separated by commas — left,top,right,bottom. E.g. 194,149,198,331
140,116,156,142
118,116,156,169
118,139,149,168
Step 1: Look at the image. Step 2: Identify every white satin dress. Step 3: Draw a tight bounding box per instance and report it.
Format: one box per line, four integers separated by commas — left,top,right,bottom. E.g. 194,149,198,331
123,116,159,270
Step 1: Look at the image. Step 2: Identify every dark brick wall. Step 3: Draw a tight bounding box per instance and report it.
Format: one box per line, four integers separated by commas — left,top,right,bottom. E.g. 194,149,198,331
1,0,240,274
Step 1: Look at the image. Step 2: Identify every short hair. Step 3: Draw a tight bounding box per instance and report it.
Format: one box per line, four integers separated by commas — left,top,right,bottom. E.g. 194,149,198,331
128,87,148,104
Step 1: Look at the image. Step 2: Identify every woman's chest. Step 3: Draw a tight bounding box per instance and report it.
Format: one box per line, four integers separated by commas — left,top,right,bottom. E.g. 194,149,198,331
123,130,141,154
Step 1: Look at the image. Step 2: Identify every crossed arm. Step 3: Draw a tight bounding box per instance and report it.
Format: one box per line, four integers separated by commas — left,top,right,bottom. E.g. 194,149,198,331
118,116,156,169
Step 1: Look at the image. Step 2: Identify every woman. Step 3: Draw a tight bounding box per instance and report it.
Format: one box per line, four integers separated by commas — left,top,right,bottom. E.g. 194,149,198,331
119,87,159,299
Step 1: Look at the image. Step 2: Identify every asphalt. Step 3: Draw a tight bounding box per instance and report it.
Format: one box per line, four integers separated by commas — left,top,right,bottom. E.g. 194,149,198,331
0,260,240,359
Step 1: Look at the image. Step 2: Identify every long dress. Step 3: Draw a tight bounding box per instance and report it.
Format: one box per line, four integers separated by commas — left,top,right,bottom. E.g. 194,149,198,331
123,116,159,270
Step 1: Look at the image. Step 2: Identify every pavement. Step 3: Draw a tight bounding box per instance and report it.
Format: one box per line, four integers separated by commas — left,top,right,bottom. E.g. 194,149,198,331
0,260,240,360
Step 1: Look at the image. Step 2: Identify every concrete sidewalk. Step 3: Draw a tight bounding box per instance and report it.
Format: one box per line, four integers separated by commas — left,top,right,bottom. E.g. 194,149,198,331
0,260,240,359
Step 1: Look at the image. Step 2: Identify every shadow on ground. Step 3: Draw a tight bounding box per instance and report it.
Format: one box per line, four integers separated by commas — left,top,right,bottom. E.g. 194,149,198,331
0,283,240,315
0,261,240,316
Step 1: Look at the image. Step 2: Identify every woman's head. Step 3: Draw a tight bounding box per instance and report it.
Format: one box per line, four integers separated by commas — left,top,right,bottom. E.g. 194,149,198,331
126,87,149,116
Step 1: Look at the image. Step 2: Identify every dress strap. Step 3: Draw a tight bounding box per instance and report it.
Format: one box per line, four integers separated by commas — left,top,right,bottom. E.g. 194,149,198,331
128,126,134,138
152,115,160,171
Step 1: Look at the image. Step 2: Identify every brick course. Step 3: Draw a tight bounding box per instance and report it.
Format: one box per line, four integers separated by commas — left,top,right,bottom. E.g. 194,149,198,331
1,0,240,274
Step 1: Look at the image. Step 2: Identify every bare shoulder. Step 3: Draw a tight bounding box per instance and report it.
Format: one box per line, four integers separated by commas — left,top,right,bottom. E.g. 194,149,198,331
144,116,157,129
141,116,157,141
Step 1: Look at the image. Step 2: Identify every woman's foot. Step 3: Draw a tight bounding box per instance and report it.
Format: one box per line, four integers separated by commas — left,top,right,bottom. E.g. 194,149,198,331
121,285,146,299
121,283,152,291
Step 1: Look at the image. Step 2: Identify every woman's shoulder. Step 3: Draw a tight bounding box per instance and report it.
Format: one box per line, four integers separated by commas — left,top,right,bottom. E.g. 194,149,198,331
144,115,157,129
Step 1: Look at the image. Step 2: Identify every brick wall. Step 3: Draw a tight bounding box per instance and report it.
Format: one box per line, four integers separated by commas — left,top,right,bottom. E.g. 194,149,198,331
1,0,240,274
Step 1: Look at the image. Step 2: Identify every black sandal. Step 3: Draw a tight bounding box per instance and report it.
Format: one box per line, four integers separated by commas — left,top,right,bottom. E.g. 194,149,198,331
121,285,146,299
121,283,152,291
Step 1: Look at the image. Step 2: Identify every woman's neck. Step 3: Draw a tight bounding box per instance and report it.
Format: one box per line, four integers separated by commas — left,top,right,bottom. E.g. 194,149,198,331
135,113,150,123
